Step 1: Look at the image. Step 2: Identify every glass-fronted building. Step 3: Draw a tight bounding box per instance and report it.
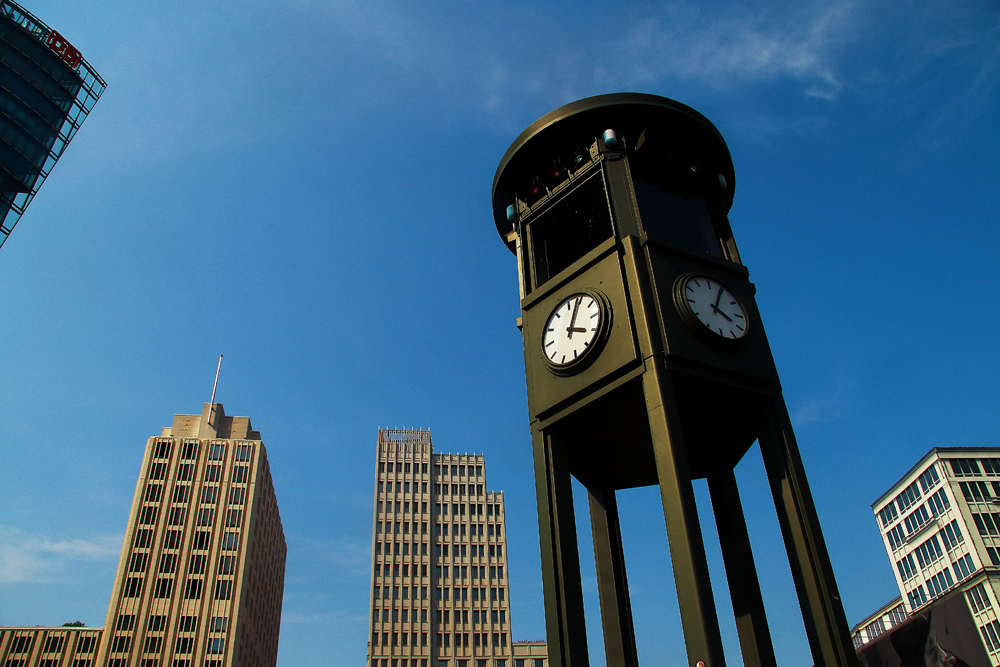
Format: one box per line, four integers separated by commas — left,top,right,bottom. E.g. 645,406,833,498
0,0,105,248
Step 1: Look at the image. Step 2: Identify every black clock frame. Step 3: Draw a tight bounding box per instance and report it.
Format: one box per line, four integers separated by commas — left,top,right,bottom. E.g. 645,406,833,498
541,288,612,377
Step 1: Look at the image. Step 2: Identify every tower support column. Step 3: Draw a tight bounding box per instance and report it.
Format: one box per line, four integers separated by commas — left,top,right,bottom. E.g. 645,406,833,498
707,469,777,667
532,427,590,667
588,487,638,667
758,397,856,667
644,363,727,667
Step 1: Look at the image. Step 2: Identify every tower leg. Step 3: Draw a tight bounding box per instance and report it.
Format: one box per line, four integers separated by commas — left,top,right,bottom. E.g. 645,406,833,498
643,364,727,667
532,426,590,667
588,487,638,667
757,397,856,667
707,469,777,667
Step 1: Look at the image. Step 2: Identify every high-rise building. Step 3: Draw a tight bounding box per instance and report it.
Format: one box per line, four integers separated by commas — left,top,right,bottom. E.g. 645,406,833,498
368,429,515,667
0,0,105,249
95,403,286,667
859,447,1000,659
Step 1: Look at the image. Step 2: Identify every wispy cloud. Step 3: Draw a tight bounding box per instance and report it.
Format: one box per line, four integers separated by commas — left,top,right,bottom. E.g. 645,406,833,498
0,526,121,584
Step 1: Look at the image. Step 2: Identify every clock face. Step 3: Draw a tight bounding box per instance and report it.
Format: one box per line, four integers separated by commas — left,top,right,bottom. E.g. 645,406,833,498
542,293,604,368
676,274,749,341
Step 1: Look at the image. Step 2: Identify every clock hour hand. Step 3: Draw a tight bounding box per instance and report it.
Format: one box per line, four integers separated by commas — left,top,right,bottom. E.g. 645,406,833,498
567,327,587,334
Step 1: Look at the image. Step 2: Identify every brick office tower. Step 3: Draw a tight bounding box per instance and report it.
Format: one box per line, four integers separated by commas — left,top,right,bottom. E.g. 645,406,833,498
96,403,286,667
368,429,513,667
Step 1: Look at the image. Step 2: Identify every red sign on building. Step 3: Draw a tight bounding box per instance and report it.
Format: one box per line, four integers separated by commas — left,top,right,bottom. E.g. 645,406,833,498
46,30,81,68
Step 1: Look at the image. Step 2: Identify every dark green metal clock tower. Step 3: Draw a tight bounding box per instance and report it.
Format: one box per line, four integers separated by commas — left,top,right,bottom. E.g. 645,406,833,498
491,94,856,667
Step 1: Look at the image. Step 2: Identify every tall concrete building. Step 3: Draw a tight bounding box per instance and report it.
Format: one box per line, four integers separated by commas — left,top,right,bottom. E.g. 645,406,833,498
856,448,1000,659
368,429,514,667
96,403,286,667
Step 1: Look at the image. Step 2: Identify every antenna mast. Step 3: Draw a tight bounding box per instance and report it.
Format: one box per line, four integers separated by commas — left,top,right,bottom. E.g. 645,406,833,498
209,354,223,426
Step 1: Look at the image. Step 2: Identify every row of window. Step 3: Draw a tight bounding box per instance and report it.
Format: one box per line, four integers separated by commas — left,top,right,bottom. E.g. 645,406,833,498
379,501,428,515
133,528,239,552
887,488,952,548
435,504,502,516
433,566,504,580
372,609,506,627
435,464,484,478
972,512,1000,536
115,615,227,633
435,632,507,649
379,462,431,474
3,635,97,654
878,464,944,528
4,661,92,667
120,576,236,601
897,547,973,587
153,441,252,463
128,553,239,576
951,458,1000,477
380,481,430,494
967,582,993,613
109,635,226,656
438,524,503,537
960,481,1000,503
437,486,488,498
375,542,428,556
148,463,250,483
145,484,246,506
981,620,1000,655
371,586,508,602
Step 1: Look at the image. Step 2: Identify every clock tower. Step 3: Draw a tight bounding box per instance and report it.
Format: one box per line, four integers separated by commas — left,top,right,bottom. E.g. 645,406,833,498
492,94,856,667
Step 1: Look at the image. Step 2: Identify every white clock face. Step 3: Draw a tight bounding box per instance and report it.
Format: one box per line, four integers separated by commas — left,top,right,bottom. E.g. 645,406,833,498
680,275,748,340
542,293,603,366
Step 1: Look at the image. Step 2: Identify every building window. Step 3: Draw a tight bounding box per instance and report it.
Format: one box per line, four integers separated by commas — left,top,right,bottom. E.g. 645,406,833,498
198,508,215,526
878,503,898,528
175,638,193,654
192,531,211,550
123,577,143,597
210,617,228,632
235,445,252,461
208,444,226,460
219,555,236,574
168,507,186,525
940,520,965,550
188,555,205,574
201,486,218,503
950,459,982,476
145,484,162,502
207,638,226,654
214,579,232,600
178,616,198,632
159,554,176,573
914,536,943,569
927,488,950,516
232,466,249,483
226,510,243,527
111,636,130,653
229,487,245,504
983,621,1000,653
184,579,203,599
917,465,940,493
953,554,975,581
973,512,1000,536
967,583,993,612
221,532,240,550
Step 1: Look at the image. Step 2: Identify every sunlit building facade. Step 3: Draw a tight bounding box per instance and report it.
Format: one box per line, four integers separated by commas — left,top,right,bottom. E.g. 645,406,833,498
864,448,1000,660
368,429,513,667
96,403,286,667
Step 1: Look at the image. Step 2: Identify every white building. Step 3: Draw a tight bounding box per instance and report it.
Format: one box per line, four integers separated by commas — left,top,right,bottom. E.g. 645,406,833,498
856,448,1000,660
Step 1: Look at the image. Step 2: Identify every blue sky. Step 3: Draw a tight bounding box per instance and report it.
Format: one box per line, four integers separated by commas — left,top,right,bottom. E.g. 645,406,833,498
0,0,997,665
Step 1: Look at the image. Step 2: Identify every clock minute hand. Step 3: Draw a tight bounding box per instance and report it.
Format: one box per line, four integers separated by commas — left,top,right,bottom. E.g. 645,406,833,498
565,297,583,339
710,304,733,322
